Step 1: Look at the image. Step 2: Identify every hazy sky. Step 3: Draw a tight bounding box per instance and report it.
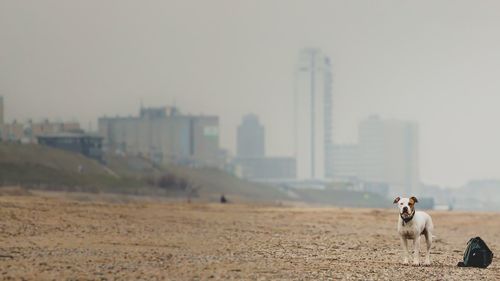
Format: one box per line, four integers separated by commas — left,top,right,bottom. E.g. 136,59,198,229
2,0,500,187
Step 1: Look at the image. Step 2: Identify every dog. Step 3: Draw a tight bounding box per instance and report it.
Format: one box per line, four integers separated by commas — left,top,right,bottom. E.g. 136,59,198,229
393,196,434,266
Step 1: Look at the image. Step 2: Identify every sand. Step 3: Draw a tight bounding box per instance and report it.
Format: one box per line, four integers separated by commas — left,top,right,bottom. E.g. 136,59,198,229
1,193,499,280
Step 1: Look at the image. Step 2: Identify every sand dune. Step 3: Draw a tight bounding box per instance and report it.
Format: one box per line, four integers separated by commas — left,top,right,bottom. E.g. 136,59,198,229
1,192,499,280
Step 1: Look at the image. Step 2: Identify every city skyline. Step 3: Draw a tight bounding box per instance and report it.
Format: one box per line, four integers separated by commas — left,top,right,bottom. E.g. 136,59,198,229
4,1,500,186
0,91,485,189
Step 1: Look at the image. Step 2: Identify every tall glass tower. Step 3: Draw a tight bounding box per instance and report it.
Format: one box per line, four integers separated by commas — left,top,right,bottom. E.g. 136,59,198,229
294,48,333,180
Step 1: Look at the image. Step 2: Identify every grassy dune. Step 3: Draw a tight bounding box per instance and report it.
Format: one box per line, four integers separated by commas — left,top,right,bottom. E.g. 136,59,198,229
0,143,289,202
0,143,107,175
0,143,122,189
0,143,388,206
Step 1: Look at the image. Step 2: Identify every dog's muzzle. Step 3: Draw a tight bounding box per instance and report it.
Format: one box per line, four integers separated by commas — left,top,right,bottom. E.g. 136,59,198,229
400,212,411,219
400,207,411,218
400,208,415,224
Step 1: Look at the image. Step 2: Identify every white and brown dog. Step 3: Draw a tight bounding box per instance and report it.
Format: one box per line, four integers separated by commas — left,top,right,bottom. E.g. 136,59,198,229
394,196,434,266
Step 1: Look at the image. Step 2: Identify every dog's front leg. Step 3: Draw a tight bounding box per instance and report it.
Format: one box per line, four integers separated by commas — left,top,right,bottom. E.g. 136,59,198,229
400,237,410,265
413,236,421,266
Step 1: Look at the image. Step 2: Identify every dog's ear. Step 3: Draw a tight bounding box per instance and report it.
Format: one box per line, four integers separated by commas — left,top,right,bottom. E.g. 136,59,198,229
410,196,418,203
393,197,400,204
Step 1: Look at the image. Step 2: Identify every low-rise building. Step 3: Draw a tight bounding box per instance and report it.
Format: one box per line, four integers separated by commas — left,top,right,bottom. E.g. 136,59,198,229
1,119,81,143
37,132,103,162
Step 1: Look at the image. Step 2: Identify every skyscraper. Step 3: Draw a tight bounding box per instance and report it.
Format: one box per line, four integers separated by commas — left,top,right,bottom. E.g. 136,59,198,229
236,114,265,158
294,48,333,180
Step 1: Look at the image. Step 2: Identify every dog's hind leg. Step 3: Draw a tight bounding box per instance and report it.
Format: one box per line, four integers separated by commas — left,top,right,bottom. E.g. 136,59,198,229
400,237,410,265
424,229,432,265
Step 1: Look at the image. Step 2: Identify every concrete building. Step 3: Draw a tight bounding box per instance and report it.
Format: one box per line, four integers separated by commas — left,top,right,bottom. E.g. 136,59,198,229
31,121,80,137
98,106,220,167
358,115,419,197
190,115,220,166
37,132,103,162
329,144,359,180
294,48,333,180
237,114,265,158
233,113,296,181
234,157,296,180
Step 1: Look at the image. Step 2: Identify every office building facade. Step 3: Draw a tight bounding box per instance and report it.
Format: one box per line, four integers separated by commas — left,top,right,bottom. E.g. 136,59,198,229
330,144,359,180
358,115,419,197
98,106,220,167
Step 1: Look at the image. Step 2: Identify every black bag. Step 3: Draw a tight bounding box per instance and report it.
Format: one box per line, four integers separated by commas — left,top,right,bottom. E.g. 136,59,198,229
457,237,493,268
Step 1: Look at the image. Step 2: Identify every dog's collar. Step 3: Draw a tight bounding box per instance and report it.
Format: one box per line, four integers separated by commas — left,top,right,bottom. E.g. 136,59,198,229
401,210,415,225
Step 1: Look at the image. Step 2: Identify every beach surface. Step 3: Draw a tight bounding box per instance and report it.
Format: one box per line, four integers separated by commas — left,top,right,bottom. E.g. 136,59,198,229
1,192,499,280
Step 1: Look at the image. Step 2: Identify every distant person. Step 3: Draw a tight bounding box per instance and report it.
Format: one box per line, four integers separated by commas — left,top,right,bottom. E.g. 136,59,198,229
220,195,228,204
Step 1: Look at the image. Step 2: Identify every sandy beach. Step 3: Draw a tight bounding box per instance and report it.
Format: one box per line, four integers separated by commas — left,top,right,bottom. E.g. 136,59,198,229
1,193,499,280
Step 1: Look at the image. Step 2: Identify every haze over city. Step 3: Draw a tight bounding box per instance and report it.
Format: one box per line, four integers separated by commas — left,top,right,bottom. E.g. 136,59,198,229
3,0,500,187
4,2,500,279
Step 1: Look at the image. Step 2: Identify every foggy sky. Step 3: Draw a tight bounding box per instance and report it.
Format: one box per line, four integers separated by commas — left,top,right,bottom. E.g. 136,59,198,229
2,0,500,187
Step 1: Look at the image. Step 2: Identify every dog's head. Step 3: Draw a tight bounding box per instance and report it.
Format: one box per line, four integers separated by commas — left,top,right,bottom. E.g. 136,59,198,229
393,196,418,219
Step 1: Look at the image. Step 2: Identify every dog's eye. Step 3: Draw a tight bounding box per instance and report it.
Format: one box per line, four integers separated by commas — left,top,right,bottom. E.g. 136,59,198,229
400,203,403,205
